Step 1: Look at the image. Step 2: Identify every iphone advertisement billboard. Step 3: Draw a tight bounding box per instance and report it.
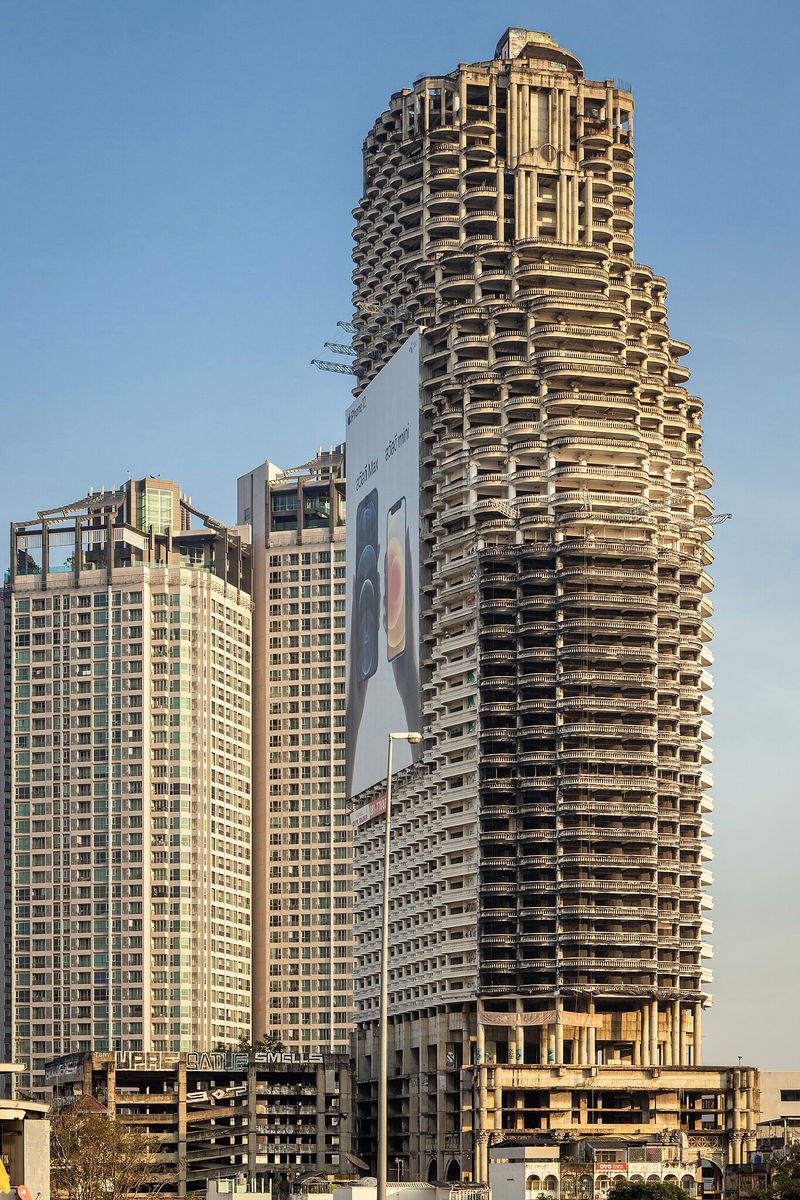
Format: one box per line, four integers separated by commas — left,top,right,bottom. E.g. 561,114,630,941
345,332,422,798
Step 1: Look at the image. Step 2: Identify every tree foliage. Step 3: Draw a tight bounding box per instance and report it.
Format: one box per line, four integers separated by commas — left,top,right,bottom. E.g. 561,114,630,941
608,1182,692,1200
51,1105,162,1200
235,1031,286,1053
771,1148,800,1200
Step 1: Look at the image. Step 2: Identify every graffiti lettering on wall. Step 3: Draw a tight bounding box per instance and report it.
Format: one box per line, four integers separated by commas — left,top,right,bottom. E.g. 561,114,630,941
44,1048,326,1083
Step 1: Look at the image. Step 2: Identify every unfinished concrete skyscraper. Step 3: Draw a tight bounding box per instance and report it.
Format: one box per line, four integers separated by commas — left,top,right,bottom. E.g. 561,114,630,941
349,28,754,1186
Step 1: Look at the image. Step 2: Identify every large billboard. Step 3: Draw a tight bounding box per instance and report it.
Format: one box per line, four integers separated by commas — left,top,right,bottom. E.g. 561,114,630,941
345,331,423,798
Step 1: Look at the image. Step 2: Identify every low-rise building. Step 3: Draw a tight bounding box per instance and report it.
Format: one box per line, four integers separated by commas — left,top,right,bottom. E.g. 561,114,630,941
0,1062,50,1200
46,1048,352,1197
332,1185,488,1200
489,1136,703,1200
759,1072,800,1124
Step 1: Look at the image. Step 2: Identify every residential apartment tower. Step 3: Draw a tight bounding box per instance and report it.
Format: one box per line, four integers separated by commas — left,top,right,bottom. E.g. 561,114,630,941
3,479,252,1094
238,448,351,1055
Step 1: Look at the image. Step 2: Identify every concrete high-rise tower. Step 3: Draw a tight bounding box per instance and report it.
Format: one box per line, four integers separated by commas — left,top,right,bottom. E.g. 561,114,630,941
238,448,351,1055
349,29,755,1183
2,479,253,1095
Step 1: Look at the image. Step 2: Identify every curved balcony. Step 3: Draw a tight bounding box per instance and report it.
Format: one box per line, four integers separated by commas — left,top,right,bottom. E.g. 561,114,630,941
438,274,477,299
557,774,659,793
428,147,460,172
452,358,491,377
558,800,658,820
463,139,495,161
461,160,499,186
492,326,527,349
668,361,692,385
463,208,500,226
499,362,538,384
532,323,626,350
612,228,635,252
611,161,634,184
535,353,640,386
559,930,657,947
540,416,641,442
557,538,659,561
463,183,498,203
559,957,658,972
462,116,495,136
515,261,607,287
557,884,658,904
580,146,612,168
479,264,512,286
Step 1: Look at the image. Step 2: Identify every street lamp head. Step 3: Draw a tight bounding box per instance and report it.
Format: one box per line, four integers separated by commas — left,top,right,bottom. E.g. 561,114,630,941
389,731,422,744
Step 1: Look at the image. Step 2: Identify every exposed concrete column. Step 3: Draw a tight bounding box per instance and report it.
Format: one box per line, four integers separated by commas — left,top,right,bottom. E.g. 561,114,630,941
649,999,658,1065
578,1025,588,1066
641,1001,651,1066
672,1000,681,1066
588,999,597,1065
515,170,524,242
693,1001,703,1065
476,1017,485,1064
316,1063,327,1168
555,1016,564,1065
664,1009,673,1066
177,1057,188,1199
507,83,516,167
515,1003,525,1064
585,175,593,244
247,1060,258,1176
745,1068,756,1131
476,1130,489,1185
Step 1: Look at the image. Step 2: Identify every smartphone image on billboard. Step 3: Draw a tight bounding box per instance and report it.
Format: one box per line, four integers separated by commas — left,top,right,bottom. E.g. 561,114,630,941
386,497,407,662
355,489,380,681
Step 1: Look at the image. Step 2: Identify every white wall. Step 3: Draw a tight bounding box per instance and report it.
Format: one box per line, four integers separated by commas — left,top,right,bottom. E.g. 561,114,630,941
760,1072,800,1122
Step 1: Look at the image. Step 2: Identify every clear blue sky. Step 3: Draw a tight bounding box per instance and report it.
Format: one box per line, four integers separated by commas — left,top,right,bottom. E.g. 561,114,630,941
2,0,798,1069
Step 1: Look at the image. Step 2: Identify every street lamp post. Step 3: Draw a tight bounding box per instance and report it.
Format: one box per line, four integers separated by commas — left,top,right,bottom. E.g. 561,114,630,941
378,731,422,1200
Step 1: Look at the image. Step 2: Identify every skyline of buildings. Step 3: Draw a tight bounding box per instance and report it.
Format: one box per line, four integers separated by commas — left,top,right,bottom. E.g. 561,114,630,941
0,20,791,1199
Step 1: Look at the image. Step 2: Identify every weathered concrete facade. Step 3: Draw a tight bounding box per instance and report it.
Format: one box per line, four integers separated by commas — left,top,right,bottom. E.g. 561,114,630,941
348,27,752,1183
47,1048,352,1197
